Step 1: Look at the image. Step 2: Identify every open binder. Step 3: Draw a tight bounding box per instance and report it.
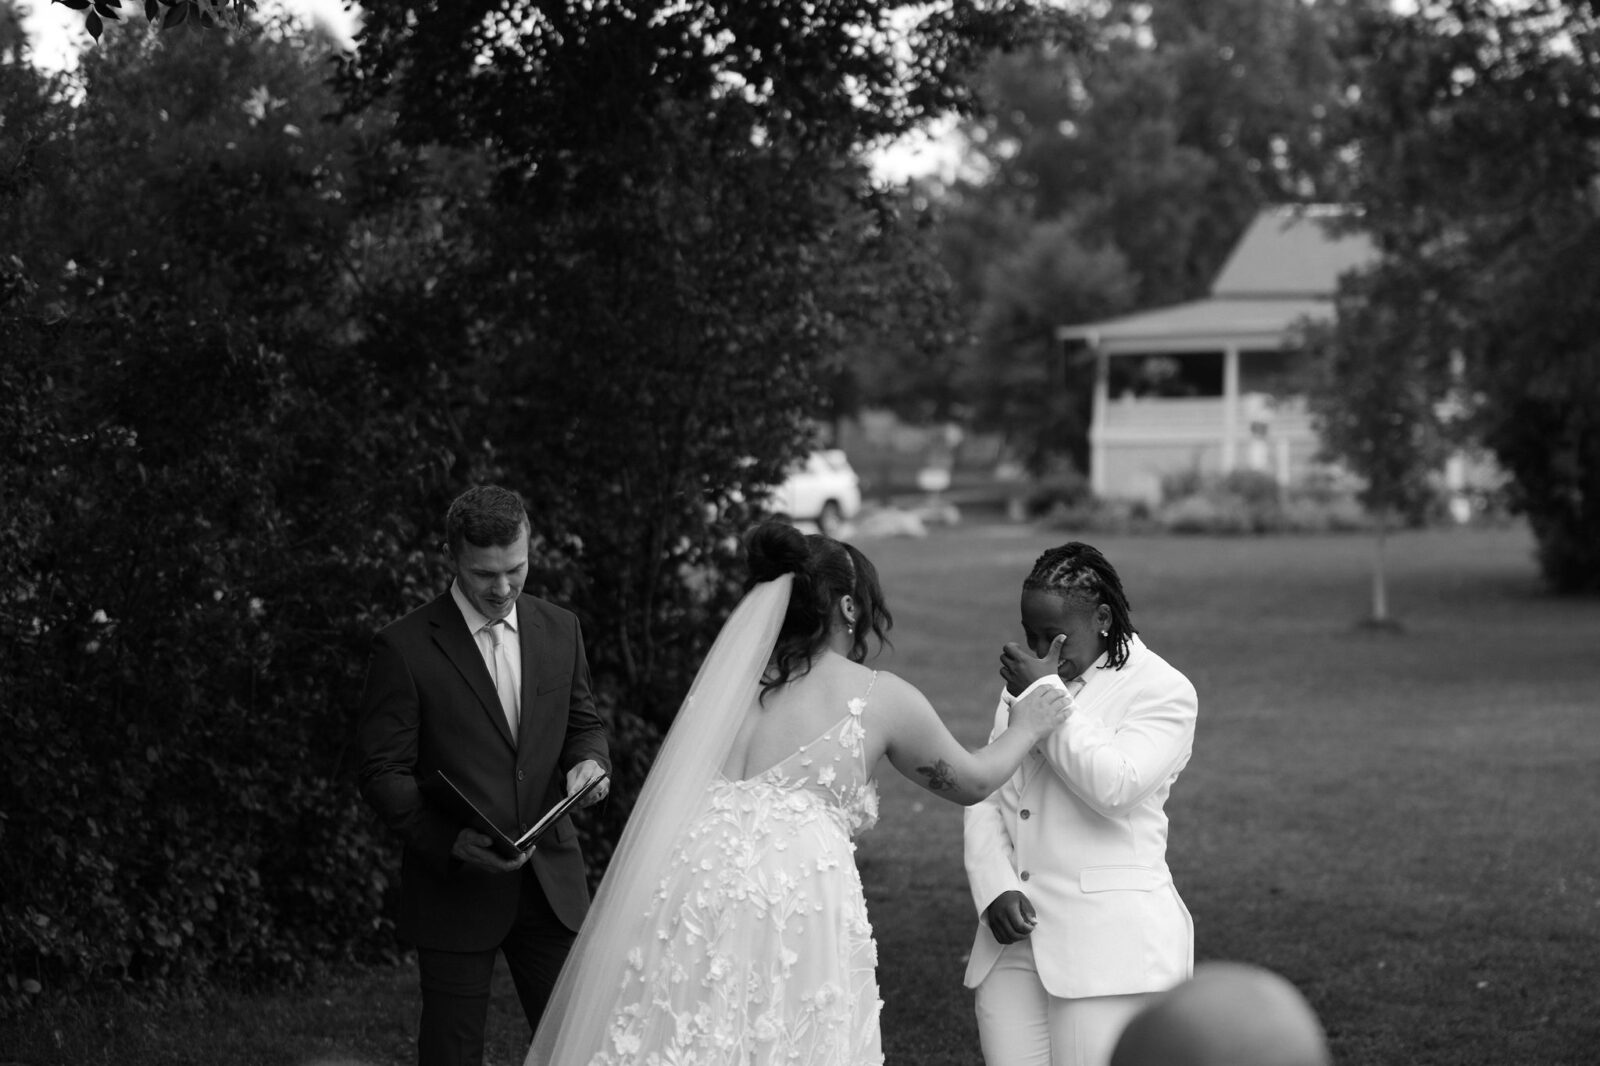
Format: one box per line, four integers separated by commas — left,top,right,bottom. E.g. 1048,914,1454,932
431,770,607,859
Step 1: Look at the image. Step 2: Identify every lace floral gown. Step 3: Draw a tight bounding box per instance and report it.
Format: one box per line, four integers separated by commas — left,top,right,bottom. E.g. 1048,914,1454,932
587,679,884,1066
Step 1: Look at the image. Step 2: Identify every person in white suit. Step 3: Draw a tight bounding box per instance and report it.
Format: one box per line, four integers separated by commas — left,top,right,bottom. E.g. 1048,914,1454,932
964,542,1198,1066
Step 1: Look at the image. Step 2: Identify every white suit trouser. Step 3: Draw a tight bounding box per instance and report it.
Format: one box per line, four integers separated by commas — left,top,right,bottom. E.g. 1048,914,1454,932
973,940,1155,1066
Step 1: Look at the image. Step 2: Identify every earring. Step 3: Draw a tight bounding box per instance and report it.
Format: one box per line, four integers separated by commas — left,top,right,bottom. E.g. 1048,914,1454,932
1100,629,1108,637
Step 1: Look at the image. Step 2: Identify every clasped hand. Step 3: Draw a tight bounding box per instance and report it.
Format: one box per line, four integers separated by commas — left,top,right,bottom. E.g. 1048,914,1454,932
451,829,529,874
984,889,1037,944
1009,684,1069,738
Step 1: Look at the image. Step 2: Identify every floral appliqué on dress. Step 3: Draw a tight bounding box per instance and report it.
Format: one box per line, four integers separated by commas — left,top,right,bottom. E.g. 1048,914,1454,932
588,675,884,1066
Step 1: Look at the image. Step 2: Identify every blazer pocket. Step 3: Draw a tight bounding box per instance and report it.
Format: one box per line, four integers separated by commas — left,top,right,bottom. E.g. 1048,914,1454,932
1080,865,1168,893
536,678,571,696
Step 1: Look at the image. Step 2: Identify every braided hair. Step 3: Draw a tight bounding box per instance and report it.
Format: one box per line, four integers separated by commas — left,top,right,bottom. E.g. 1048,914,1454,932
744,521,892,698
1023,542,1136,669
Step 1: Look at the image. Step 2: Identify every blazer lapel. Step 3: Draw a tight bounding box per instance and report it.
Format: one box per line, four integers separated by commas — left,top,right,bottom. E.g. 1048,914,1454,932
429,595,517,750
1074,635,1147,726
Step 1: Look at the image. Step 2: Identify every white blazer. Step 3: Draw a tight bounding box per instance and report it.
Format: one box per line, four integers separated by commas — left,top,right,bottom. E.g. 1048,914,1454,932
963,633,1197,999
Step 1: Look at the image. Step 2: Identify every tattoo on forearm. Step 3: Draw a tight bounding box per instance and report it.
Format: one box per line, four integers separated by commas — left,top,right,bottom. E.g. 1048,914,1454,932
917,759,958,792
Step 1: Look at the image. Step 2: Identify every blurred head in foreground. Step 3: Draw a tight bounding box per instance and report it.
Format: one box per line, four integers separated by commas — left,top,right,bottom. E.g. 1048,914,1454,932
1110,961,1332,1066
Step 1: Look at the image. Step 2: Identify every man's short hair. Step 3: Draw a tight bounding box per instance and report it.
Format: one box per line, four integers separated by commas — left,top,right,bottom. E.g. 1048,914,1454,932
446,485,529,557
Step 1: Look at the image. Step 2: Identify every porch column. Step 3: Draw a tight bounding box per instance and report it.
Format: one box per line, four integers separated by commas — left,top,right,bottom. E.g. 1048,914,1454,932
1221,344,1240,473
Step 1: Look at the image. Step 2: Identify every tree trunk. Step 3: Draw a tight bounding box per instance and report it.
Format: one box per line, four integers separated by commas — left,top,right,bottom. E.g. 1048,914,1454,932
1371,508,1390,624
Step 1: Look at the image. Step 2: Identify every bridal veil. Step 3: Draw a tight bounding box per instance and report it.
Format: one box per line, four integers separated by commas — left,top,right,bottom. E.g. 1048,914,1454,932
525,574,794,1066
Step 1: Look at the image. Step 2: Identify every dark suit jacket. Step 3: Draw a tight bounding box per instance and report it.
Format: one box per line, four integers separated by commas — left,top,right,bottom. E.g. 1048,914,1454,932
357,590,610,952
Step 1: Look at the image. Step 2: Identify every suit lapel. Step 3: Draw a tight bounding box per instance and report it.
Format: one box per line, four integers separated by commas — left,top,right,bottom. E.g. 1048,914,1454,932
1074,635,1147,726
429,595,517,750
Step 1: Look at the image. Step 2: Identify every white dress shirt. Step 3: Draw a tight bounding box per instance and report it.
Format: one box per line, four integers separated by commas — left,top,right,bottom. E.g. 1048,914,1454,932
450,580,522,724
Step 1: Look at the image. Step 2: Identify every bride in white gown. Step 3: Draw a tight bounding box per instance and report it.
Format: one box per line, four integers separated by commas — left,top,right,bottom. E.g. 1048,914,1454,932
527,522,1068,1066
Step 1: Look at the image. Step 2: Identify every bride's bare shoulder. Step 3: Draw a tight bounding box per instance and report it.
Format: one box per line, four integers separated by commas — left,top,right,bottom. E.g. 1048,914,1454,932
860,669,932,714
808,655,918,705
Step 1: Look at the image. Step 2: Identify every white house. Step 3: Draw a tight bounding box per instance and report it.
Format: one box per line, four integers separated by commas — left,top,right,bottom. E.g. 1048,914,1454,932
1057,204,1376,502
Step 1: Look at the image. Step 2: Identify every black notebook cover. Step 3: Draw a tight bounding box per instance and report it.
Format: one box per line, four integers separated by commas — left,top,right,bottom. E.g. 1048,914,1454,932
431,770,607,859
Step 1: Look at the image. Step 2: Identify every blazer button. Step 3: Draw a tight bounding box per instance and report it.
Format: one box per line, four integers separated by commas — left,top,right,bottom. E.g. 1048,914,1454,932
1020,809,1031,820
516,769,525,781
1020,870,1031,881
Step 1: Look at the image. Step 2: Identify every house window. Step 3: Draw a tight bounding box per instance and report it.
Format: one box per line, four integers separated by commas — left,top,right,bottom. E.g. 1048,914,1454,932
1108,351,1224,399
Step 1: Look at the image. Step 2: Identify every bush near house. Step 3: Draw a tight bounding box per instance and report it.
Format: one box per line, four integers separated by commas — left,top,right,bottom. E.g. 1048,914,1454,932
1041,469,1372,536
1158,470,1372,534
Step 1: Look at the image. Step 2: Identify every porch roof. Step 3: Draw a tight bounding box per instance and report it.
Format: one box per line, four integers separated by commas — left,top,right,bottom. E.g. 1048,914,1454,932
1056,296,1334,354
1057,205,1375,355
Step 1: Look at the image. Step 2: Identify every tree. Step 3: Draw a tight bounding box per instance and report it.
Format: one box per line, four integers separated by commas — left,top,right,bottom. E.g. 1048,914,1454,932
952,0,1361,307
895,0,1362,475
335,1,1085,722
966,213,1136,473
48,0,256,40
1334,0,1600,593
1,1,1091,1006
0,21,489,1005
1301,264,1458,626
823,188,968,433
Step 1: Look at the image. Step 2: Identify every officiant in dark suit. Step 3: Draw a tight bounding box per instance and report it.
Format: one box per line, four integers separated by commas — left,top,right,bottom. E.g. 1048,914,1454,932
357,484,610,1066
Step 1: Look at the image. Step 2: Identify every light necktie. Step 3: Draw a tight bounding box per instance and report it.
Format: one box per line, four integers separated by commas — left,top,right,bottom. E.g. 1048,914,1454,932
485,619,520,737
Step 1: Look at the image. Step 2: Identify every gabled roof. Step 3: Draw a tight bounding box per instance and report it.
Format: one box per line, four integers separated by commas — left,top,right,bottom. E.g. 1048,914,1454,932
1211,205,1376,299
1057,205,1378,354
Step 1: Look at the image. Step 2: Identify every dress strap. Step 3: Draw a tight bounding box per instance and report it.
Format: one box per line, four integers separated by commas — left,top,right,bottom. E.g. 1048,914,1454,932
851,672,880,772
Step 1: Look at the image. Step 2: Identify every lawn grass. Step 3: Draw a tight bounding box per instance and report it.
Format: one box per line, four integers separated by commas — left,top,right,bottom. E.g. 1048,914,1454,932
4,522,1596,1065
862,522,1600,1066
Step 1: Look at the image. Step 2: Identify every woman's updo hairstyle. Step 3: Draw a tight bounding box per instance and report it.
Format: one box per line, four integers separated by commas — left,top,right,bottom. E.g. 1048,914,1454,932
745,520,811,585
744,520,892,697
